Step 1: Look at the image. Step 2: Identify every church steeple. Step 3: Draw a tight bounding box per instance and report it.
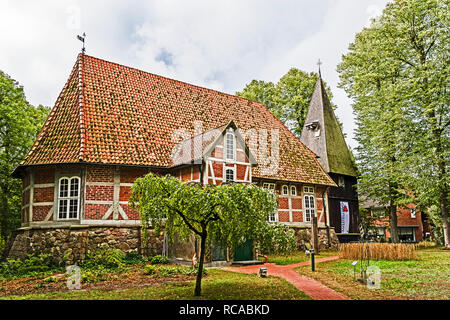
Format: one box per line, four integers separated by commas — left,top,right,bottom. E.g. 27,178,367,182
300,73,357,177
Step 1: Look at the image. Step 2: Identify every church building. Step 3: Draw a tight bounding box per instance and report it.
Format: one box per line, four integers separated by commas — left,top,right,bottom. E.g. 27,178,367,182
4,54,341,263
300,72,360,242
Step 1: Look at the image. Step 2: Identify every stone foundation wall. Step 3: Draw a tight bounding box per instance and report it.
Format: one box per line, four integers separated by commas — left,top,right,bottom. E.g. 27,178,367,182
291,226,339,250
4,226,164,264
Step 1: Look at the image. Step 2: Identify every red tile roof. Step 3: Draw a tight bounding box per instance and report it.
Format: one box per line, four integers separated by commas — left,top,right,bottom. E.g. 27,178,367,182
20,54,335,186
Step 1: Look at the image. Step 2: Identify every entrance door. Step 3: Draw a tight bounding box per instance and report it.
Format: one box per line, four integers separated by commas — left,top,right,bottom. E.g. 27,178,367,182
234,239,253,261
212,242,226,261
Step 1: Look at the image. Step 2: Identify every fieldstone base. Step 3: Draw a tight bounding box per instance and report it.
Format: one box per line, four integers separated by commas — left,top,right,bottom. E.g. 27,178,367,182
3,226,164,264
291,226,339,250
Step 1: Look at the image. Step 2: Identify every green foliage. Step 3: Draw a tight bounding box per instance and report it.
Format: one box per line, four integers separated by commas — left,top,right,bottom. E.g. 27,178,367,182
81,266,111,283
144,264,207,277
0,253,61,279
83,248,125,269
0,236,5,253
129,173,292,295
254,223,296,255
149,255,170,265
123,252,146,265
129,174,280,250
338,0,449,245
236,68,339,137
0,71,50,240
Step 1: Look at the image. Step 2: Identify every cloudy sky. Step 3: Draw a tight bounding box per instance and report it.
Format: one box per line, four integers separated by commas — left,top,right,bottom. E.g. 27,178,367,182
0,0,390,149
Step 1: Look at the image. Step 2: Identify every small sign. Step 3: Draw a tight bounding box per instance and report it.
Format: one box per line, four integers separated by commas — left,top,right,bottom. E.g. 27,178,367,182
259,267,267,278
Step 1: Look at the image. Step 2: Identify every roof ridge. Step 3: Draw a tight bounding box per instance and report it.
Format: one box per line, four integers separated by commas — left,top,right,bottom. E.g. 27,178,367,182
82,54,271,108
82,54,324,167
77,53,86,162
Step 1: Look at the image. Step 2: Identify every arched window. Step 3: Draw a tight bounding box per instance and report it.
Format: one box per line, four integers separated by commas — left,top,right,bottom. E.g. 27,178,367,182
58,177,80,219
282,185,289,196
225,168,235,182
290,186,297,196
226,132,235,161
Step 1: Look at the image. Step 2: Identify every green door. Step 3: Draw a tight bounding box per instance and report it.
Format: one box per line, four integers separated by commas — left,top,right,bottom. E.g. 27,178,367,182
234,239,253,261
212,242,226,261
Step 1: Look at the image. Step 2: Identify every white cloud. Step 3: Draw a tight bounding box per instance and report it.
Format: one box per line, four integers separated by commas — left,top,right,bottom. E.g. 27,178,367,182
0,0,390,150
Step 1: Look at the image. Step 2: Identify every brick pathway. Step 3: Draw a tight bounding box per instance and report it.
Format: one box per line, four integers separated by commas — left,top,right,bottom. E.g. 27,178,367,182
223,256,351,300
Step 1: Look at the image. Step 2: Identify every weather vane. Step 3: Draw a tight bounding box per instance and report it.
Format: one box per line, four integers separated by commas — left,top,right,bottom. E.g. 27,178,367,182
77,32,86,53
317,59,322,77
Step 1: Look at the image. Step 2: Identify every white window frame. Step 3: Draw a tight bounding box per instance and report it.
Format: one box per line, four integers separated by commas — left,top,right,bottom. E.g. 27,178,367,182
224,168,235,182
225,130,235,161
410,208,416,219
57,176,81,220
282,185,289,196
303,186,315,223
290,186,297,196
263,182,276,192
268,211,277,222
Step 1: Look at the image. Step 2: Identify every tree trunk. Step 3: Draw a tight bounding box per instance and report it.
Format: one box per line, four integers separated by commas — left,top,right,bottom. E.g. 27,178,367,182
440,189,449,248
194,232,207,296
0,187,10,240
389,203,399,243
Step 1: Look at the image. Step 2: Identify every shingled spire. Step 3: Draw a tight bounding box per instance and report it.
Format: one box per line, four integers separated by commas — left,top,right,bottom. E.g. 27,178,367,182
300,74,357,177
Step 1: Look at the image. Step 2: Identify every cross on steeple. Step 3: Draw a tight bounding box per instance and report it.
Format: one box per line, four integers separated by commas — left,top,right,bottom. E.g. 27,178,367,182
317,59,322,77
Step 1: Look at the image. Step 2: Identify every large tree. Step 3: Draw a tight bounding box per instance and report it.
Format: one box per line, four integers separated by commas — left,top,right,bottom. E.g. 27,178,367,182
129,173,295,296
236,68,337,137
338,0,449,246
0,71,49,240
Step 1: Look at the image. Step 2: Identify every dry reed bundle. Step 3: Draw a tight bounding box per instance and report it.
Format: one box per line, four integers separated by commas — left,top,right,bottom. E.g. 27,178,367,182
339,243,417,260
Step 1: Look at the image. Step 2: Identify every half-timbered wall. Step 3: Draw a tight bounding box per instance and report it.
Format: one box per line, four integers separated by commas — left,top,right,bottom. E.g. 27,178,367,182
258,181,329,227
203,133,252,185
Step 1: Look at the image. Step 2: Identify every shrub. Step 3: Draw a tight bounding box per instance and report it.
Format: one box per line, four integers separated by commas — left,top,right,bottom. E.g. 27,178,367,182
81,266,109,283
83,248,125,269
144,264,207,277
149,255,170,265
0,237,6,254
0,253,60,278
339,243,416,261
123,252,146,264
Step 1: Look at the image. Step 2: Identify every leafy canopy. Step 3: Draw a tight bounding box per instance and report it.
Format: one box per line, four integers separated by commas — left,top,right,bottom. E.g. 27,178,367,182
338,0,449,245
0,71,50,239
129,173,295,253
236,68,338,137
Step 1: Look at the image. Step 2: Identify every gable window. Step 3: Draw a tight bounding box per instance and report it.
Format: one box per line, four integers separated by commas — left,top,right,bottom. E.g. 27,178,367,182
338,176,345,187
226,132,235,161
303,186,314,194
225,168,235,182
290,186,297,196
410,208,416,219
58,177,80,220
303,186,315,223
282,185,289,196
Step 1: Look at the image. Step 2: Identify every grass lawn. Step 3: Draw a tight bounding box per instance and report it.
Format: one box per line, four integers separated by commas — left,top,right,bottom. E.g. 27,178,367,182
295,247,450,300
259,250,338,265
0,266,310,300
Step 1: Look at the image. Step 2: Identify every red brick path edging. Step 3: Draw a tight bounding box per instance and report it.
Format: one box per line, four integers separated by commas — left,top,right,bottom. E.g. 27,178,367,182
223,256,351,300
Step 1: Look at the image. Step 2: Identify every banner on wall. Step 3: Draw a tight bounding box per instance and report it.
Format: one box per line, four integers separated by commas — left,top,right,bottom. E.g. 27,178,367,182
340,201,350,233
